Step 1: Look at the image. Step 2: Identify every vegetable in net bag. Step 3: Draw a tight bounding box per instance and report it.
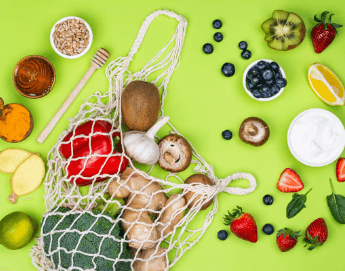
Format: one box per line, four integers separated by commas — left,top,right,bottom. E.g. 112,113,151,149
30,10,257,271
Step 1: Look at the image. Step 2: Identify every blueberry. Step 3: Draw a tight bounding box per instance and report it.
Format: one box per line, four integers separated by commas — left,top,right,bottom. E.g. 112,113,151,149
241,50,252,60
246,80,255,91
246,67,259,79
214,32,223,42
262,92,272,98
217,230,228,240
222,130,232,140
269,62,280,72
262,224,274,235
271,84,280,95
266,79,274,85
261,68,274,81
252,89,262,98
275,71,283,79
238,41,248,50
213,19,222,29
260,84,270,93
251,75,261,85
203,43,213,54
221,63,235,77
275,78,287,88
263,194,274,205
256,60,268,70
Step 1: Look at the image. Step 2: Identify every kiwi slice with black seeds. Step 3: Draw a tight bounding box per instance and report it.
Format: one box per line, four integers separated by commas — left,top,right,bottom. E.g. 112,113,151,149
261,10,306,51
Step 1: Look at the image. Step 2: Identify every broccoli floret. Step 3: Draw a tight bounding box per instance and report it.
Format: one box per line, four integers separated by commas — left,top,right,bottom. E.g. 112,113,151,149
42,206,132,271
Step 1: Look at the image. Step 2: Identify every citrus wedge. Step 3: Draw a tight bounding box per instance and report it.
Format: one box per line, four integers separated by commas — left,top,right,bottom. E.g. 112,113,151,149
308,63,345,106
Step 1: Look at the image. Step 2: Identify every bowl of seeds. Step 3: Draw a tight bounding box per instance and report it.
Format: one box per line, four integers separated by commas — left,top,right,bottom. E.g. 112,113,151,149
50,16,93,59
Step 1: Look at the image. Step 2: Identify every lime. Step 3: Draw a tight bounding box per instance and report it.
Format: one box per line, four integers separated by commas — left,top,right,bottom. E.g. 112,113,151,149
0,211,37,250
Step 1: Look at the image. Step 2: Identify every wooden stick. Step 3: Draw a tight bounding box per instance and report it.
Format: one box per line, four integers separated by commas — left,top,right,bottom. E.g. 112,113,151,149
37,48,110,144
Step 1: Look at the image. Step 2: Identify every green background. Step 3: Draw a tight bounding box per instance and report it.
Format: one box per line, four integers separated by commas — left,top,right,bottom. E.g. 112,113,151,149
1,0,345,270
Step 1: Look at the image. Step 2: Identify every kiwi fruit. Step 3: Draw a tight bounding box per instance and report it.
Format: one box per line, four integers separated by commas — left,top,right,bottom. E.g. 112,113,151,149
261,10,306,51
121,81,160,131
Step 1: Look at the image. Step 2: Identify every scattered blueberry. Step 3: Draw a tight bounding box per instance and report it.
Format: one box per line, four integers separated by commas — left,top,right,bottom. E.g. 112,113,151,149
271,84,280,94
246,81,255,91
260,84,270,93
214,32,223,42
275,77,287,88
262,68,274,81
263,194,274,205
213,19,222,29
251,75,261,85
246,67,259,79
269,62,280,72
221,63,235,77
252,89,262,98
256,60,268,70
222,130,233,140
241,50,252,60
218,230,228,240
238,41,248,50
266,79,274,85
262,224,274,235
203,43,213,54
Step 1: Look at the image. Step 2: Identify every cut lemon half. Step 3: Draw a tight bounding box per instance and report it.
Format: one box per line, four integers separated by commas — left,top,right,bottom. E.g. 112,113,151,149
308,63,345,106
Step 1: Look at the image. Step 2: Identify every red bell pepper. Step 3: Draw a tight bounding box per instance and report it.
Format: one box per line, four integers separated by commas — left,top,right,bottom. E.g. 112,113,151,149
59,120,128,186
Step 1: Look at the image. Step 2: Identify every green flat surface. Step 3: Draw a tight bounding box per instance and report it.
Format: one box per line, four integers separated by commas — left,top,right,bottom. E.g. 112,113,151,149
1,0,345,270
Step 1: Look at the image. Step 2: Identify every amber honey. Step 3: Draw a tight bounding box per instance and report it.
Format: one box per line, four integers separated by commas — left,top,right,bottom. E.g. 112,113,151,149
13,55,56,98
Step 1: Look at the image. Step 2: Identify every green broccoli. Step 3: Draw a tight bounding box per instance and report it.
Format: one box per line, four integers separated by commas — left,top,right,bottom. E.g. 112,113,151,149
42,204,132,271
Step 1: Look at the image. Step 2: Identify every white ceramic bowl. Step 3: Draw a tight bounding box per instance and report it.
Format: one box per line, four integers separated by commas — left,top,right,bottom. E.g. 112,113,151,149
243,59,286,101
287,108,345,167
50,16,93,59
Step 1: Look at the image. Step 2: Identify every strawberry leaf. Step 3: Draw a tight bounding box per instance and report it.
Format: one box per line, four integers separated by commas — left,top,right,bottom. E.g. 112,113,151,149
314,15,322,22
321,11,330,21
332,23,343,28
328,14,335,23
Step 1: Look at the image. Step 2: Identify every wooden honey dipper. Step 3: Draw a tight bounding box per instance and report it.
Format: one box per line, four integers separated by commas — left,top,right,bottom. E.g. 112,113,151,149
37,48,110,144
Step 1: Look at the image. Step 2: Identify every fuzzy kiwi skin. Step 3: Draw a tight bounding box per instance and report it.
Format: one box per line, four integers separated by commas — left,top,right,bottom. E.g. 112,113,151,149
264,12,306,51
121,81,160,131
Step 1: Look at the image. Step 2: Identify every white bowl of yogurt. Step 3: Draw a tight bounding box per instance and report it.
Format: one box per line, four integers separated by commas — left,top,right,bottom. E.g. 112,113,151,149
288,108,345,167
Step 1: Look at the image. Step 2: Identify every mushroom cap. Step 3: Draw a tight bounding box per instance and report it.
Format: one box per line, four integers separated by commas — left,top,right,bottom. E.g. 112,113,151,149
158,134,192,173
184,174,214,210
239,117,270,146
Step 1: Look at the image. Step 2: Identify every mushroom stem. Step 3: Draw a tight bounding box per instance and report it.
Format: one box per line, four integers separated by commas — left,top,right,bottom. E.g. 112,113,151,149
146,116,170,139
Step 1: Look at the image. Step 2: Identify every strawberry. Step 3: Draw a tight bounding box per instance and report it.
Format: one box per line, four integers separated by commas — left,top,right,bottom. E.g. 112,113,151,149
336,158,345,182
311,11,343,53
223,206,258,243
304,218,328,250
276,228,301,252
277,168,304,192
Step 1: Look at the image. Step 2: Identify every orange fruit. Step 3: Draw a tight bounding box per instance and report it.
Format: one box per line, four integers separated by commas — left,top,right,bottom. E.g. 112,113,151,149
308,63,345,106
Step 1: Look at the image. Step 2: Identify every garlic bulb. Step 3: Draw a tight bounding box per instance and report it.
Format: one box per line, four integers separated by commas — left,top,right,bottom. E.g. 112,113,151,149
123,116,170,165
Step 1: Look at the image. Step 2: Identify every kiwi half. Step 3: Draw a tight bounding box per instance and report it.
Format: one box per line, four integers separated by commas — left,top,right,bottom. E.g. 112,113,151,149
261,10,306,51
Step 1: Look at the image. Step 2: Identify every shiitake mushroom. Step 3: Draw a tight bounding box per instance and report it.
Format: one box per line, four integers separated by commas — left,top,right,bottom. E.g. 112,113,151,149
239,117,270,146
158,134,192,173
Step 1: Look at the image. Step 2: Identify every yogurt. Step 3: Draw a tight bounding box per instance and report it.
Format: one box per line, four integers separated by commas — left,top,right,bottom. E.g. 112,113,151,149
288,109,345,167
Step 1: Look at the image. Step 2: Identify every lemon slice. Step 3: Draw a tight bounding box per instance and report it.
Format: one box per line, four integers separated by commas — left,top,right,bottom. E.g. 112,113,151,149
308,63,345,106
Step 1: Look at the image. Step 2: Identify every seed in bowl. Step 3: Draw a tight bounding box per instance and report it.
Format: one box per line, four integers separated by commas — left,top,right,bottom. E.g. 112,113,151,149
52,19,89,56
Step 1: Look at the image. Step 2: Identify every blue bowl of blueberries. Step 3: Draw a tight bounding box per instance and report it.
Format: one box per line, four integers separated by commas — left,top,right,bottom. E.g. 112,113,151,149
243,59,287,101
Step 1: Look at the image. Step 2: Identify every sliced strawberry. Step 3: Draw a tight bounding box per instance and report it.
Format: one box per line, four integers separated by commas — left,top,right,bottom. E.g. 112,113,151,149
336,158,345,182
277,168,304,193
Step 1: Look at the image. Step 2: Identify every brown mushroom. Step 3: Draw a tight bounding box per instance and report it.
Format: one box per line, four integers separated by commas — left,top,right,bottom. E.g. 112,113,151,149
158,134,192,172
133,246,168,271
239,117,270,147
184,174,214,210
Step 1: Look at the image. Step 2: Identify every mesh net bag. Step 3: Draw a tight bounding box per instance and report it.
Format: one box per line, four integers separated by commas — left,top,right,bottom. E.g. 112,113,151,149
30,10,257,271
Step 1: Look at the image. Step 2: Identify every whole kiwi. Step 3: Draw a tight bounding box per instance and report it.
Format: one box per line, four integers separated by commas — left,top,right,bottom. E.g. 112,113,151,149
121,81,160,131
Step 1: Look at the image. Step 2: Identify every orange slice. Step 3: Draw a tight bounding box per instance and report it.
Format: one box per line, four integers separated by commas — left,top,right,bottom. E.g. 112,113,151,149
308,63,345,106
